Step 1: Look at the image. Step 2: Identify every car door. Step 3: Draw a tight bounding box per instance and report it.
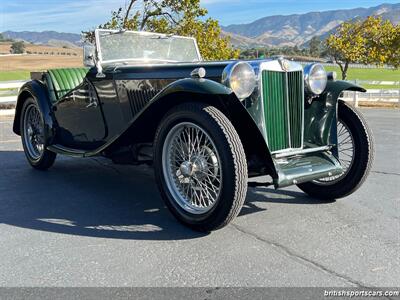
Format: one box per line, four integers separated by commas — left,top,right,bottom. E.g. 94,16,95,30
53,76,107,150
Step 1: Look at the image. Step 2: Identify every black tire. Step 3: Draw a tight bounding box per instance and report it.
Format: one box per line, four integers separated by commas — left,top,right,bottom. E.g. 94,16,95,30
154,102,248,232
20,97,56,170
297,100,374,200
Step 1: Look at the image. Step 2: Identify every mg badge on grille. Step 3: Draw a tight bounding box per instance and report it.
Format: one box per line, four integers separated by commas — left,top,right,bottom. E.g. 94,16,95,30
278,58,290,72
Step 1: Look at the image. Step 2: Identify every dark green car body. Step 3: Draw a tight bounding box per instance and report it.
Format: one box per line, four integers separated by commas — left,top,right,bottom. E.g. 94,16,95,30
13,59,365,189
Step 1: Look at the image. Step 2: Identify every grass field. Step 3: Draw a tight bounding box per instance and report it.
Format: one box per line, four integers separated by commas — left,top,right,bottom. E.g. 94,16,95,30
324,66,399,89
0,71,30,81
325,66,400,81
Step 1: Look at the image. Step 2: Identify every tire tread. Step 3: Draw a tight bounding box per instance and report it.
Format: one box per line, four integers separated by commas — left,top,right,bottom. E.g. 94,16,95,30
204,106,248,229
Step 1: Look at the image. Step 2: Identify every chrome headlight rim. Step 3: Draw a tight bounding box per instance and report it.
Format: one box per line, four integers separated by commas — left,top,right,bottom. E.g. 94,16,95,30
222,62,256,100
304,63,327,95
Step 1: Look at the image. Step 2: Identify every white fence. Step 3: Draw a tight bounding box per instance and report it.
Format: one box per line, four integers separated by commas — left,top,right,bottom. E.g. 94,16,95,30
0,80,26,104
341,80,400,107
294,61,395,70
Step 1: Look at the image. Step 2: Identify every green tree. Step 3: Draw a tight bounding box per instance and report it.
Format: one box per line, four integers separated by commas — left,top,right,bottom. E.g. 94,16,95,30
0,33,4,41
83,0,239,60
386,26,400,68
326,16,399,79
10,41,25,54
366,18,400,69
308,36,321,57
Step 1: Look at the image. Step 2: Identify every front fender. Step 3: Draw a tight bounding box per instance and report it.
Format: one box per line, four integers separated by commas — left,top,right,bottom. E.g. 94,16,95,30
124,78,233,134
106,78,277,177
326,80,366,99
304,80,366,158
13,80,55,144
154,78,233,99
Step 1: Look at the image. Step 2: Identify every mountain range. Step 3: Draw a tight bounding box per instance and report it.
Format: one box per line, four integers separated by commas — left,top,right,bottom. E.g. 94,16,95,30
2,3,399,49
222,3,400,48
1,30,82,47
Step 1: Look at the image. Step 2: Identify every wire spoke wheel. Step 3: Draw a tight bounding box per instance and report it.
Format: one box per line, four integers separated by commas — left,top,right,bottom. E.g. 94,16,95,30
23,103,45,161
155,103,247,231
315,120,355,184
162,122,222,214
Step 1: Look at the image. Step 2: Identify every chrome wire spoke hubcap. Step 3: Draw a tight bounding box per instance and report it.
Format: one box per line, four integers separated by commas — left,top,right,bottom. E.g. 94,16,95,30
317,120,355,184
23,104,45,160
162,122,222,214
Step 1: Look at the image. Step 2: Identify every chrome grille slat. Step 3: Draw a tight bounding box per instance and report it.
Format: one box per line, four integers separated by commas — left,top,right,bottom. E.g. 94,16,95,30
261,70,304,152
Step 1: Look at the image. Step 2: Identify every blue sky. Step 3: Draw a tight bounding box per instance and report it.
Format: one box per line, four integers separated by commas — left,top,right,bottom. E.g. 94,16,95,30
0,0,398,33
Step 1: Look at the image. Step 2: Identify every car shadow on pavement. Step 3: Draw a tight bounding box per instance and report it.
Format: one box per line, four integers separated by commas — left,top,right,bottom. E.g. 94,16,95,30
0,150,333,240
0,151,207,241
240,186,335,216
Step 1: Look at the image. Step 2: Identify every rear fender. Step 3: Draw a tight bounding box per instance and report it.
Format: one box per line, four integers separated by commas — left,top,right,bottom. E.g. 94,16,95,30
13,80,55,144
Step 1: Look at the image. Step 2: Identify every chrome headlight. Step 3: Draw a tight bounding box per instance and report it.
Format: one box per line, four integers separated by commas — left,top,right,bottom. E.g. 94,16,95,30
222,62,256,100
304,63,327,95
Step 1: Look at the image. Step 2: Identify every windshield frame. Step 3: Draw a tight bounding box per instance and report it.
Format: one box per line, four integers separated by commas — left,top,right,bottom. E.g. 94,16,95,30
95,29,202,65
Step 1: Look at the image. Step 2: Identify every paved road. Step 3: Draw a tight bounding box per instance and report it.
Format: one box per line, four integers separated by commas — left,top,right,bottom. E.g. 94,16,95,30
0,109,399,287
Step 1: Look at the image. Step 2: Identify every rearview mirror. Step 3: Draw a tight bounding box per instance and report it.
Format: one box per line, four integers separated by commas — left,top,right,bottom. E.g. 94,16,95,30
83,44,96,67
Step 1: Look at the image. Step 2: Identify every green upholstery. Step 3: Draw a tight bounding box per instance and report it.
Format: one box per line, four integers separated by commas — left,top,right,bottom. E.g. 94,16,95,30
47,68,89,100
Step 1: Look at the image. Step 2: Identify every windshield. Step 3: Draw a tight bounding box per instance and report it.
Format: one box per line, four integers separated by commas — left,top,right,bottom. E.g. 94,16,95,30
96,30,201,63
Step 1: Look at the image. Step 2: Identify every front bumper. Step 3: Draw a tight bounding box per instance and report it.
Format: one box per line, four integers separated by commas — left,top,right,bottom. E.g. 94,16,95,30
272,148,342,188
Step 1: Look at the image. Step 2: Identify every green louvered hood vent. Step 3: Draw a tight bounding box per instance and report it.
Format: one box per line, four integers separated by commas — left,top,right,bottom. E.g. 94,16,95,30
262,70,304,152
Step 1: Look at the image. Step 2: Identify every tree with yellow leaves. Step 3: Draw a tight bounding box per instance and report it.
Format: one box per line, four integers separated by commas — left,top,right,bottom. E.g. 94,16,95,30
82,0,239,61
326,16,399,80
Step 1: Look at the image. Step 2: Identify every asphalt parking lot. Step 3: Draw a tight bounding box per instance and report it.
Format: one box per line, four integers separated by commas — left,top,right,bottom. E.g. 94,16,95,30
0,108,398,287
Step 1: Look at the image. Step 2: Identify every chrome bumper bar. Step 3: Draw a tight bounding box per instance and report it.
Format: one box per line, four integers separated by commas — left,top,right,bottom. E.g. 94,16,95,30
273,145,332,159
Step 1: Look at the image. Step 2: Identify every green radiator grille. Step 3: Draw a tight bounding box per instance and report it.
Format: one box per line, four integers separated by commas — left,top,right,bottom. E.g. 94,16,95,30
262,70,303,152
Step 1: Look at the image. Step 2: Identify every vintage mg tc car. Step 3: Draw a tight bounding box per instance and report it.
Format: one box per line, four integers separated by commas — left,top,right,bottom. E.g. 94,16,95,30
13,29,374,231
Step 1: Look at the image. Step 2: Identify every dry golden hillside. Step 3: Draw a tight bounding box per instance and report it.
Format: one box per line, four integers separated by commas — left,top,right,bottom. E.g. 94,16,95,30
0,55,83,71
0,42,83,71
0,42,82,56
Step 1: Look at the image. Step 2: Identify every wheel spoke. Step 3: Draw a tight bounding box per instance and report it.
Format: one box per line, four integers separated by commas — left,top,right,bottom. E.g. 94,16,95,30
162,122,222,214
317,119,355,184
23,104,44,160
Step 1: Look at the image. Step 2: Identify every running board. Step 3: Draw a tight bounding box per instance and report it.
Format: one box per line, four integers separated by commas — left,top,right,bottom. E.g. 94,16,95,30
47,145,87,158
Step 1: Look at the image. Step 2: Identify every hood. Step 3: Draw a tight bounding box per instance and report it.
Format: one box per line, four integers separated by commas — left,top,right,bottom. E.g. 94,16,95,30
107,60,237,82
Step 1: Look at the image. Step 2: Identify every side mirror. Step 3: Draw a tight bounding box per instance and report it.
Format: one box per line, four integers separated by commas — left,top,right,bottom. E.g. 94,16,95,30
83,44,96,68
